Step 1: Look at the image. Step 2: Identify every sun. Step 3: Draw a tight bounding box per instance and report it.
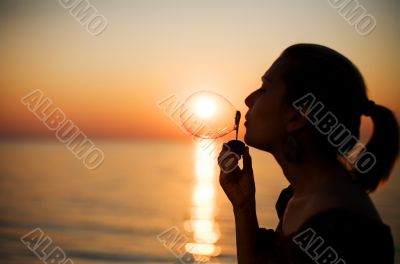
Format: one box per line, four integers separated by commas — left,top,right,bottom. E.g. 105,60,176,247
195,97,216,118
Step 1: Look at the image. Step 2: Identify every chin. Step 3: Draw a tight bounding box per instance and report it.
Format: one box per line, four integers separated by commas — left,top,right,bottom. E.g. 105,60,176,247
244,133,253,146
245,134,272,152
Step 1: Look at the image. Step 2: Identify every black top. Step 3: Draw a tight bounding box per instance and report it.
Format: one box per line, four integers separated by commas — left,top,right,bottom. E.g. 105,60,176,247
256,186,394,264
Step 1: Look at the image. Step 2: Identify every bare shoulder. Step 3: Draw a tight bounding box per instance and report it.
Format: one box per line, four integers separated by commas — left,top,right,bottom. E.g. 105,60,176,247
310,183,382,222
283,183,382,236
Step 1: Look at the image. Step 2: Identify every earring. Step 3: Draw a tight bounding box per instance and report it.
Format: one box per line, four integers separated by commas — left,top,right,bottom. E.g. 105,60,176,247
284,135,300,162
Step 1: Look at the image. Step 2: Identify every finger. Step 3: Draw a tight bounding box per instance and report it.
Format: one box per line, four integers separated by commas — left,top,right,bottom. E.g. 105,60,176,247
242,146,253,174
218,151,240,173
219,164,241,185
217,143,229,160
217,143,236,163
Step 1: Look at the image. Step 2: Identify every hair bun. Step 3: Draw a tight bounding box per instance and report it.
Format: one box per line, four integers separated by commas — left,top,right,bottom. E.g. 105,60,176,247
363,100,376,116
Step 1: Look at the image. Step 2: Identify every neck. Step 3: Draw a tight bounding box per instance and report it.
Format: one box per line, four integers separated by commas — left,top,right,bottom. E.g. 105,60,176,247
272,146,351,198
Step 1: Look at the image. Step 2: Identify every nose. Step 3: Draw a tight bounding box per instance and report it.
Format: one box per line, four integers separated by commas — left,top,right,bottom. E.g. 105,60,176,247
245,89,258,108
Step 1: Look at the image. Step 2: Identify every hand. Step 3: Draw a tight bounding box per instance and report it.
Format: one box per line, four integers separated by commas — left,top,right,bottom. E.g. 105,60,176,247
218,144,255,209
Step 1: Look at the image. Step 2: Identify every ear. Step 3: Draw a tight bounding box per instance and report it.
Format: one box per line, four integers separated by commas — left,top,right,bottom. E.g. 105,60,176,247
285,106,308,133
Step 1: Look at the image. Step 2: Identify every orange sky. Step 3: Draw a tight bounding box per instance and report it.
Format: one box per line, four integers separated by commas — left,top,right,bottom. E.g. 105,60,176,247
0,0,399,140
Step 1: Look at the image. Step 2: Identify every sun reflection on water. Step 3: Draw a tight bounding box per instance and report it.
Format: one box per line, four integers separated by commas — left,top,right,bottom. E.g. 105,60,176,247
184,140,221,261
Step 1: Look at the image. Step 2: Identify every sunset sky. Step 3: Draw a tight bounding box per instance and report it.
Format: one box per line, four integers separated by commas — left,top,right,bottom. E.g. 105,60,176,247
1,0,399,140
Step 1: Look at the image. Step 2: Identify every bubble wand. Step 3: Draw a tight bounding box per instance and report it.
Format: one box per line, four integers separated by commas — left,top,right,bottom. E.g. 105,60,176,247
226,110,245,156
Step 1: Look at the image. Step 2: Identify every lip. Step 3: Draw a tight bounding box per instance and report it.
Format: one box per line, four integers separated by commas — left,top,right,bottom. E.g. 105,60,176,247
245,112,250,121
244,111,249,126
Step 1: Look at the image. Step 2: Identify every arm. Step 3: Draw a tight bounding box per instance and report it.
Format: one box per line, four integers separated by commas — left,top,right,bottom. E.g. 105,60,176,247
234,202,259,264
218,145,268,263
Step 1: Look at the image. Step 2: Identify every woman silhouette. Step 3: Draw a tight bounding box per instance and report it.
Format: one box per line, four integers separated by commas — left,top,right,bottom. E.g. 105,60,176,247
218,44,398,264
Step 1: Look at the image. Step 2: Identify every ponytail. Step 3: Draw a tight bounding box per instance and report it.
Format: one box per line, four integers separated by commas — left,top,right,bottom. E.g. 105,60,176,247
355,104,399,193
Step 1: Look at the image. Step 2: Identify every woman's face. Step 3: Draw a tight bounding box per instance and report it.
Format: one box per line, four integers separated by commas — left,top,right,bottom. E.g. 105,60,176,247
244,57,290,152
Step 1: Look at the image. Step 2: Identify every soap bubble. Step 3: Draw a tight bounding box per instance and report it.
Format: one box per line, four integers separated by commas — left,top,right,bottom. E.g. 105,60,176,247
180,91,238,139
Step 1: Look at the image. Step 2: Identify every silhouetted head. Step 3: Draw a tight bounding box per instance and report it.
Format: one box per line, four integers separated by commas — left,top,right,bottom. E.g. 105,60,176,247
244,43,399,192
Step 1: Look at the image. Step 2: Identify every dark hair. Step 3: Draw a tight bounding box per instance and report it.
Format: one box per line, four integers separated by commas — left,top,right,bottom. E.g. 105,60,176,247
280,43,399,193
